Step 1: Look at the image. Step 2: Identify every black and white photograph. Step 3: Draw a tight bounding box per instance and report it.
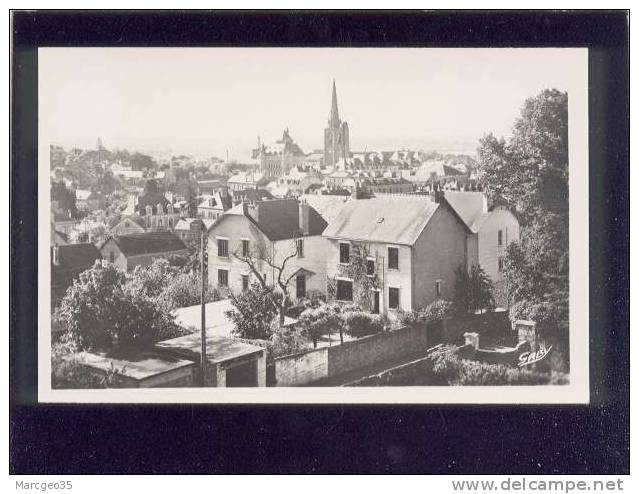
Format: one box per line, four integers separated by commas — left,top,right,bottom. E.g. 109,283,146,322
9,8,631,480
37,46,589,402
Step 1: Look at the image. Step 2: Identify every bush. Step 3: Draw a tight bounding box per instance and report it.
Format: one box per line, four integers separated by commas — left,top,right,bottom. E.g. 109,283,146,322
56,260,179,351
398,299,453,329
226,282,280,340
343,311,385,338
298,303,342,348
428,345,567,386
270,324,308,359
51,341,128,389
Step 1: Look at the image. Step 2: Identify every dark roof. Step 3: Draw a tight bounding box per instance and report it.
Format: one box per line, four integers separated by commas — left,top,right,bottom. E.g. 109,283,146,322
224,199,327,241
53,243,101,271
109,232,188,257
232,188,273,202
249,200,327,241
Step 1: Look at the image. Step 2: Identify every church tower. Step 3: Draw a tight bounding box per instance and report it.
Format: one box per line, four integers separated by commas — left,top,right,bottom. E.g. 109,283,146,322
324,80,350,168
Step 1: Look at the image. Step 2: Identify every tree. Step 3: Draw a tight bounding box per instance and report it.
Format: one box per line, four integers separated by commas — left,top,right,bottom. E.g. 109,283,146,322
298,303,343,348
51,181,79,218
158,270,219,312
226,282,280,340
477,89,568,223
130,152,156,171
50,145,67,169
56,260,178,351
453,264,495,314
232,239,300,327
477,89,569,339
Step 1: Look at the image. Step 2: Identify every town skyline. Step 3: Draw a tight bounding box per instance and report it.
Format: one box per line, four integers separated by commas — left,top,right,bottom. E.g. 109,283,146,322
40,48,582,160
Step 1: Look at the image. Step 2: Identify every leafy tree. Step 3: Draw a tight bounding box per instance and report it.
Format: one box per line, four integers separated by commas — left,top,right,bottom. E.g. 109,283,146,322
56,260,178,351
477,89,569,338
270,324,307,358
298,302,343,347
157,270,219,312
226,282,280,340
453,264,495,314
477,89,568,223
232,240,300,327
51,181,79,218
130,152,156,171
50,145,67,169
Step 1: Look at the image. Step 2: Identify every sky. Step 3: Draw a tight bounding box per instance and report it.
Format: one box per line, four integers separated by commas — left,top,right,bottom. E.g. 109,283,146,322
39,48,585,160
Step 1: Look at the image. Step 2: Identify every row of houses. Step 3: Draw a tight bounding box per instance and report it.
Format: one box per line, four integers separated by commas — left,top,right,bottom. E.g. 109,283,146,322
51,190,519,316
204,191,519,313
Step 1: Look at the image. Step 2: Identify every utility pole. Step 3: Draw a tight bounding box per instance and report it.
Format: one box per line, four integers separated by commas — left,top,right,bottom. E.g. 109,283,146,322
200,225,208,386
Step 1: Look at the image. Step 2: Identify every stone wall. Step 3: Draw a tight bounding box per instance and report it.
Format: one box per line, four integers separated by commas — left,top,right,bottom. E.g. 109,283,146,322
274,346,329,386
327,325,429,377
273,324,431,386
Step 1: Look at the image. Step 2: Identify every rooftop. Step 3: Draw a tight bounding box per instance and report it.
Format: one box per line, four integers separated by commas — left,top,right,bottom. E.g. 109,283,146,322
223,199,327,241
53,243,101,271
77,350,194,381
443,191,487,232
107,232,187,257
322,196,440,245
156,334,266,364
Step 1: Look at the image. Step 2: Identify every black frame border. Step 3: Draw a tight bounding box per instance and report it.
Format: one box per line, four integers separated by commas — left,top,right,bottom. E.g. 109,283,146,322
10,10,630,474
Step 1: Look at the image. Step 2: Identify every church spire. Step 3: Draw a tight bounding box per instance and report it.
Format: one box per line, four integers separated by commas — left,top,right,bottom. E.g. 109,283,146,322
330,79,340,127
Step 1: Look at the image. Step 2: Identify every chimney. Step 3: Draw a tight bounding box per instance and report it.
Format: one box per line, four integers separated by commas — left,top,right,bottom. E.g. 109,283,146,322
299,201,310,235
52,245,60,266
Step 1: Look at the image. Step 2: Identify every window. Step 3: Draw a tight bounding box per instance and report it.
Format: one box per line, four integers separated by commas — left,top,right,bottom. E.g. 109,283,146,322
296,239,304,257
498,229,503,246
296,274,306,299
436,280,442,297
158,218,163,228
242,239,250,257
217,238,229,257
366,258,375,276
388,247,399,270
498,257,504,272
339,242,350,264
388,287,400,310
109,251,115,263
241,274,249,292
218,269,229,287
336,279,353,301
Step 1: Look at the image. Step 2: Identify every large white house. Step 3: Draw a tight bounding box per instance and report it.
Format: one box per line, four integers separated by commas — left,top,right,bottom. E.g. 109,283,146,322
207,198,328,301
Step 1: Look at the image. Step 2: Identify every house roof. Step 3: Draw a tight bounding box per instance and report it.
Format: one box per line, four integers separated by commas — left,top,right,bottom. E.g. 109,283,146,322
77,350,194,381
442,191,486,231
198,192,232,210
156,333,269,364
322,196,441,245
298,194,350,225
53,243,101,271
116,214,147,229
222,199,327,241
108,232,187,257
227,171,264,184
